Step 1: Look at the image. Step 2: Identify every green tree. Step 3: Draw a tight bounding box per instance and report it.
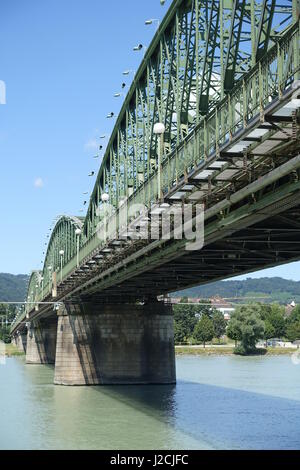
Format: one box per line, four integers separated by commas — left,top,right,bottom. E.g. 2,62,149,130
263,320,275,348
228,305,265,354
174,320,186,344
285,304,300,344
197,300,216,319
173,302,218,344
193,315,214,348
265,304,286,338
0,304,19,344
0,303,17,324
173,304,198,344
258,303,272,321
286,321,300,342
247,302,285,341
0,325,11,344
212,311,226,343
226,319,241,347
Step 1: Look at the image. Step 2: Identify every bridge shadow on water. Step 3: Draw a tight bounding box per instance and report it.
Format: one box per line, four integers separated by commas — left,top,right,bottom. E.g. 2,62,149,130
92,379,300,450
19,357,300,450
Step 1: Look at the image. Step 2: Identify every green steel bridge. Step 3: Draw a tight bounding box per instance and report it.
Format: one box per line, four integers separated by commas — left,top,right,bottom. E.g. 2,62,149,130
12,0,300,335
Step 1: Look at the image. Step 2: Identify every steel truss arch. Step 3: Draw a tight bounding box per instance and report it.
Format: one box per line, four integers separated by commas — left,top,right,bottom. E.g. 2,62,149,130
42,216,84,287
83,0,295,239
25,271,42,307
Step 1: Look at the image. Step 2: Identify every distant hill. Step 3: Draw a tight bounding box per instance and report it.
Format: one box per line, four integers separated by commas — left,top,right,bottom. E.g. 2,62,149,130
1,273,300,305
172,277,300,304
0,273,29,302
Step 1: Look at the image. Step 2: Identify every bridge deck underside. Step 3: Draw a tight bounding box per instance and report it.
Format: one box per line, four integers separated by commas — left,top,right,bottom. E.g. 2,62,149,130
80,205,300,302
14,200,300,331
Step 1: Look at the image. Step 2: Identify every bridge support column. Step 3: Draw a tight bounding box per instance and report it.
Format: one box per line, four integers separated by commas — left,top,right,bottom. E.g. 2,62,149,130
26,318,57,364
13,331,27,353
54,302,176,386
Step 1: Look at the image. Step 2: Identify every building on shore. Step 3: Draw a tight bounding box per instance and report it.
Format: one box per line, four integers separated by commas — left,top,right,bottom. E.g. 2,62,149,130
169,295,236,320
285,300,296,318
210,297,235,321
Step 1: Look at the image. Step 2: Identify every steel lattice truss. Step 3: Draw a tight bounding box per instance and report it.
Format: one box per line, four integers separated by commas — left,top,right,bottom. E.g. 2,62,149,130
16,0,300,322
41,216,83,287
83,0,296,239
26,271,42,306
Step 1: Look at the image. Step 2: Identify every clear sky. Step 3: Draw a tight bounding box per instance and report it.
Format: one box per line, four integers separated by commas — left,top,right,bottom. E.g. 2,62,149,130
0,0,299,281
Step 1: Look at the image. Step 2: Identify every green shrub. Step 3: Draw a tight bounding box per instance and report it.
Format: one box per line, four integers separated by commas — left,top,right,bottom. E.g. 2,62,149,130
234,345,267,356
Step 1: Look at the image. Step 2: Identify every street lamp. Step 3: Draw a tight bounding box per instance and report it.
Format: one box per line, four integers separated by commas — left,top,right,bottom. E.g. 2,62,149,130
59,250,64,282
122,70,135,76
133,44,143,51
153,122,166,201
145,19,160,30
101,193,109,203
75,228,82,268
133,44,147,56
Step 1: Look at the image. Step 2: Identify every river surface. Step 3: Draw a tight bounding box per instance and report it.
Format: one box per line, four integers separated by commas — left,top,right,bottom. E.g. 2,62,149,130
0,355,299,450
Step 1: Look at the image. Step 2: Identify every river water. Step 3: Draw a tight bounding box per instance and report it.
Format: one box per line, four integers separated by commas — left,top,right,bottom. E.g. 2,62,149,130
0,355,299,450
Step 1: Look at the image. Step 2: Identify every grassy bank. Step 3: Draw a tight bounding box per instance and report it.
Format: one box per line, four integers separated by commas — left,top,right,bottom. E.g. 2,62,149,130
1,341,297,358
175,345,298,356
0,341,25,357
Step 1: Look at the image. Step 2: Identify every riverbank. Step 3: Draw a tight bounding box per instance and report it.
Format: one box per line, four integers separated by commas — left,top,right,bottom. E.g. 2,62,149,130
175,345,297,356
2,342,297,358
0,341,24,357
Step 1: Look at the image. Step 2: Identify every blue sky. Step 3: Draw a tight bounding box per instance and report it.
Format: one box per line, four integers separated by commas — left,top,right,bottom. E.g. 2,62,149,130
0,0,299,281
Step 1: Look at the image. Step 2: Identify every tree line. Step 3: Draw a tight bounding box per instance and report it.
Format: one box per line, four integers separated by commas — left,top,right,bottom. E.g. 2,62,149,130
0,304,17,344
174,300,300,355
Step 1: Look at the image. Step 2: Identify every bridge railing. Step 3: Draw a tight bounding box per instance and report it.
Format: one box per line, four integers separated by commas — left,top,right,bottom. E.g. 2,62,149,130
159,21,300,193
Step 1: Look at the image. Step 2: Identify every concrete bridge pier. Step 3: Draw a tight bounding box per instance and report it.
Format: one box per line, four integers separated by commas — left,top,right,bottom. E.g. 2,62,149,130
26,318,57,364
13,331,27,353
54,302,176,386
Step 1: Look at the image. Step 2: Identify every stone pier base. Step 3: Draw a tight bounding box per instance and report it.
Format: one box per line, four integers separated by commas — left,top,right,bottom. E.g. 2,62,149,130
13,332,27,353
26,318,57,364
54,302,176,386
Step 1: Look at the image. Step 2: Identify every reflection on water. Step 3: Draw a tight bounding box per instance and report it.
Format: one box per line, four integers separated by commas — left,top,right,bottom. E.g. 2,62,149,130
0,356,299,449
